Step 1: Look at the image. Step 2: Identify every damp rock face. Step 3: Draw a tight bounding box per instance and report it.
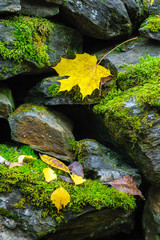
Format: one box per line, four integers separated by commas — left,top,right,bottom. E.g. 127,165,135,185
143,186,160,240
0,16,82,80
60,0,132,40
0,0,21,13
0,87,15,119
8,104,75,161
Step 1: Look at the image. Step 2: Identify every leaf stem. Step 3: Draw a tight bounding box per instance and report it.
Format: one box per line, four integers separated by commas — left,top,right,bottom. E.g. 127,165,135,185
97,37,138,65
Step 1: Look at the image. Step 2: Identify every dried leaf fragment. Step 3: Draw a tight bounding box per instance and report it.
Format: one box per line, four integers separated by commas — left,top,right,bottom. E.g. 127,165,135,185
107,176,145,200
43,168,57,182
51,187,70,212
40,155,70,173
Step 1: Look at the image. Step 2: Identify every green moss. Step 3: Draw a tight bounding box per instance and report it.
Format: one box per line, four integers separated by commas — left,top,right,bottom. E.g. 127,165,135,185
94,55,160,143
9,103,50,117
0,208,18,220
67,138,88,163
0,144,136,224
0,15,53,73
13,198,26,209
47,83,60,97
141,15,160,32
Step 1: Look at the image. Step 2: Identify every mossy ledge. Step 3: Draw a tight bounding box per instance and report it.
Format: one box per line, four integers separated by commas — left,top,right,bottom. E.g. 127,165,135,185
141,15,160,32
0,15,53,74
0,144,136,225
93,55,160,143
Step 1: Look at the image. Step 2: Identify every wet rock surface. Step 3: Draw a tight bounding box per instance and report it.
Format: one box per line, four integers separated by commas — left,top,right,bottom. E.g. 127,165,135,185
8,104,74,161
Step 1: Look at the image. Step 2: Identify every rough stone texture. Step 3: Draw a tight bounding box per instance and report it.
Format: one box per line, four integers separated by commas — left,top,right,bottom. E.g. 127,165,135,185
0,0,21,13
121,0,144,23
96,38,160,75
60,0,132,40
94,98,160,187
25,76,101,106
149,0,160,15
0,87,15,119
143,186,160,240
0,189,135,240
0,19,82,80
0,216,34,240
20,0,59,17
8,104,74,161
139,27,160,41
0,190,56,237
46,208,134,240
75,139,141,185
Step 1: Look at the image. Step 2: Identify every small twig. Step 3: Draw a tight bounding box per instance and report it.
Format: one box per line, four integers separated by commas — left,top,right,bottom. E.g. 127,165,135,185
97,37,138,65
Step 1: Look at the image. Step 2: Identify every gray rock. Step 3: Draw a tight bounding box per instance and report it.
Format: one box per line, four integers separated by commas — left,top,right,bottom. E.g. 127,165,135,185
72,139,141,185
0,189,135,240
0,216,33,240
20,0,59,17
143,186,160,240
8,104,75,161
0,88,15,119
25,76,101,105
149,0,160,15
96,38,160,75
139,27,160,41
0,0,21,13
0,17,82,80
93,99,160,186
60,0,132,40
0,190,55,237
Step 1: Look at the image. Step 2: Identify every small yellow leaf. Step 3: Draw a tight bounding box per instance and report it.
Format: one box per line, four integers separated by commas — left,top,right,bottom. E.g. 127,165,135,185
150,0,154,5
53,53,111,99
40,155,70,173
43,168,57,182
51,187,70,212
70,174,86,185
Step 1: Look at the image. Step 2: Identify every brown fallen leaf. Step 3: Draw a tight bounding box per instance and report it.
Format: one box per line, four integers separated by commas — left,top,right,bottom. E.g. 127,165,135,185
106,175,145,200
68,161,84,178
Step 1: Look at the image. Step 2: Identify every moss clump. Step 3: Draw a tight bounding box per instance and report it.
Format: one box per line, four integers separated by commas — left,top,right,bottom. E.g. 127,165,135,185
0,144,136,224
94,55,160,143
9,103,50,117
141,15,160,32
0,208,18,220
0,15,53,71
14,198,26,209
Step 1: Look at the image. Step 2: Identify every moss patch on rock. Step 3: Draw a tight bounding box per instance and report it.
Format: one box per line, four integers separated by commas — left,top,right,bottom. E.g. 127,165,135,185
0,15,53,71
141,15,160,32
0,144,136,224
94,55,160,143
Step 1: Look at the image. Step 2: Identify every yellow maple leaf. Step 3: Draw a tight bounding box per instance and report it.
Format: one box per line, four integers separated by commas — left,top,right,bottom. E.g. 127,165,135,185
53,53,111,99
43,168,57,182
70,174,86,185
40,155,70,173
51,187,70,212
